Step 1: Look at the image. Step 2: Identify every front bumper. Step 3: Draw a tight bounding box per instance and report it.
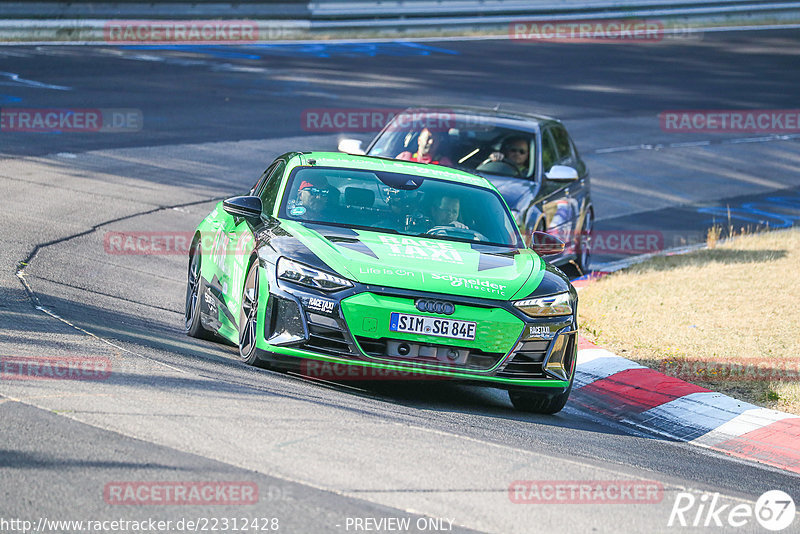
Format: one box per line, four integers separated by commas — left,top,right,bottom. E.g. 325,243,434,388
255,265,576,390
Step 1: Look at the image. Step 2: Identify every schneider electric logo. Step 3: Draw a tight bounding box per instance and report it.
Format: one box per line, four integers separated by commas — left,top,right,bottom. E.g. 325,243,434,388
669,490,795,531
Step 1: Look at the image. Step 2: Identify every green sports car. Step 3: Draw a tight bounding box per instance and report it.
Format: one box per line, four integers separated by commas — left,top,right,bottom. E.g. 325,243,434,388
185,151,578,413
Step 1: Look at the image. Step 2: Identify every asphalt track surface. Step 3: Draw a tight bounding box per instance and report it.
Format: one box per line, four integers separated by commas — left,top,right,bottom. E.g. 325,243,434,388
1,31,799,533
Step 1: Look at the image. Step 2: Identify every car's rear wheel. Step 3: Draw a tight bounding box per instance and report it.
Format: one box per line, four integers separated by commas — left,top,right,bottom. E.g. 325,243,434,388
508,377,573,415
239,262,268,367
184,243,213,340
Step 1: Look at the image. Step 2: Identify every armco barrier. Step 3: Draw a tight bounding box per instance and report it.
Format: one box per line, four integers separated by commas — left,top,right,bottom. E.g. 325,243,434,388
2,0,800,41
3,0,799,19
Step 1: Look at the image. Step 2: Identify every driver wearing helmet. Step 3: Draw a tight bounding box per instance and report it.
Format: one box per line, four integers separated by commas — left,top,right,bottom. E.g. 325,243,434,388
376,187,430,233
290,176,338,220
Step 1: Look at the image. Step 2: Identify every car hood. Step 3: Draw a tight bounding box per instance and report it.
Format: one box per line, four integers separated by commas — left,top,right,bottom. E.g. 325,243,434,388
282,221,545,301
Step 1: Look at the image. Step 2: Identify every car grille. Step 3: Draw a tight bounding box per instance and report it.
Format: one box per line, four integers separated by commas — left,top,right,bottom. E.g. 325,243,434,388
301,314,358,358
354,336,505,371
496,339,550,378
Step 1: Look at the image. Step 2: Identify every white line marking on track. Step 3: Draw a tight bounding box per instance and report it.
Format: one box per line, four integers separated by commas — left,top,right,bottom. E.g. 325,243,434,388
595,133,800,154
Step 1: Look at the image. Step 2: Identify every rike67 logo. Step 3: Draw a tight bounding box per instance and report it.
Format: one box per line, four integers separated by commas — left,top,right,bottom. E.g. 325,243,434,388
669,490,795,531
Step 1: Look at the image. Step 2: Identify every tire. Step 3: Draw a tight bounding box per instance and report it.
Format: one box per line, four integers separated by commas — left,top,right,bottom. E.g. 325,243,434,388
508,377,573,415
238,261,268,367
184,243,214,340
575,210,594,274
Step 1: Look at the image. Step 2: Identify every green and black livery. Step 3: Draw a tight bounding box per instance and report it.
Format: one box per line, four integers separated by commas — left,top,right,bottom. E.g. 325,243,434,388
185,152,578,413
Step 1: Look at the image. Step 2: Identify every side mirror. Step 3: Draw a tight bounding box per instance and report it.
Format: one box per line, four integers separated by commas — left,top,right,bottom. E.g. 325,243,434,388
530,231,565,256
338,138,365,155
223,196,263,222
545,165,579,182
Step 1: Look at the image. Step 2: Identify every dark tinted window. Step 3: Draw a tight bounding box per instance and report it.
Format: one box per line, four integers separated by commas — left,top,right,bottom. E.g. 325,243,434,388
259,161,286,213
550,126,575,166
251,161,278,195
541,130,558,172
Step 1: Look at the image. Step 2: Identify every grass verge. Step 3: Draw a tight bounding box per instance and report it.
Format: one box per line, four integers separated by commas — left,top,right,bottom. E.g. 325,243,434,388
579,227,800,415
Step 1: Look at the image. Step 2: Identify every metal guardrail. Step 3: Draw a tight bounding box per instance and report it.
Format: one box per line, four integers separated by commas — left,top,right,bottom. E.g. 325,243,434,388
2,0,798,19
308,0,789,18
0,2,310,19
0,0,798,41
308,1,800,29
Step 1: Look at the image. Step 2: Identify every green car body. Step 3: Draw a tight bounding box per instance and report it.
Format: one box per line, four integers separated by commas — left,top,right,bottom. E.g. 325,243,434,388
185,151,578,413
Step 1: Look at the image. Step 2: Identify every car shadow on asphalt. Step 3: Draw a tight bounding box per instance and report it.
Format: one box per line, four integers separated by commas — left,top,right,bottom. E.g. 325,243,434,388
11,289,661,440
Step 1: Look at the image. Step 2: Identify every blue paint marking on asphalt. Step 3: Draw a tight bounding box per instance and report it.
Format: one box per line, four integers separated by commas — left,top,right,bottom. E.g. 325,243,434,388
245,41,459,58
119,42,458,59
697,193,800,229
397,41,462,55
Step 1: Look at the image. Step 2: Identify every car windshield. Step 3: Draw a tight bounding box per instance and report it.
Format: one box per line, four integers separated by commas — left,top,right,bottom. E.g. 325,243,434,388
368,113,537,178
281,166,523,247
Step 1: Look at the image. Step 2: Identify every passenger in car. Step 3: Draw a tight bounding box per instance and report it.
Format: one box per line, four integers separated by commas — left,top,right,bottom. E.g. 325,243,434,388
396,128,453,166
375,188,429,233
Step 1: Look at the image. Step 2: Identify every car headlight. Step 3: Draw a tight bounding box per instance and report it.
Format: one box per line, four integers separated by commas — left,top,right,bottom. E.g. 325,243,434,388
514,292,573,318
277,258,353,292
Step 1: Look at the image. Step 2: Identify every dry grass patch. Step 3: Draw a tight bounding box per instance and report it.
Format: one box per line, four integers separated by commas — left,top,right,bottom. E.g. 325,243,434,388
579,228,800,414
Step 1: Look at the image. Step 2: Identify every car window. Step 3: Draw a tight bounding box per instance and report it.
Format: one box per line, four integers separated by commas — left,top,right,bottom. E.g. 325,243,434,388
259,161,286,213
550,126,576,167
280,166,523,248
541,129,558,173
368,115,536,177
251,161,279,195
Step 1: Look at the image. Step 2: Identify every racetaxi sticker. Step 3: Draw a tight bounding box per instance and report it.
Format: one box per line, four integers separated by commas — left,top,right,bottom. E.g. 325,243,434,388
527,325,554,338
306,297,335,314
390,312,476,341
377,235,463,264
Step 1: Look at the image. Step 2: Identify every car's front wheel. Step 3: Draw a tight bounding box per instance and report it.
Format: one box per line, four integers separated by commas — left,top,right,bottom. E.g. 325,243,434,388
239,262,268,367
508,378,573,415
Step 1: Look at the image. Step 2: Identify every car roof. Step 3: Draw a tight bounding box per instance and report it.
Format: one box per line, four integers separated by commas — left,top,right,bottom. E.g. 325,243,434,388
394,105,562,131
292,152,495,189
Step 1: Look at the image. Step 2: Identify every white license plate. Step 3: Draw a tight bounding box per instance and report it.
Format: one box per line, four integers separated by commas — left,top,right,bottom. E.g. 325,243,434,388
389,312,476,341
